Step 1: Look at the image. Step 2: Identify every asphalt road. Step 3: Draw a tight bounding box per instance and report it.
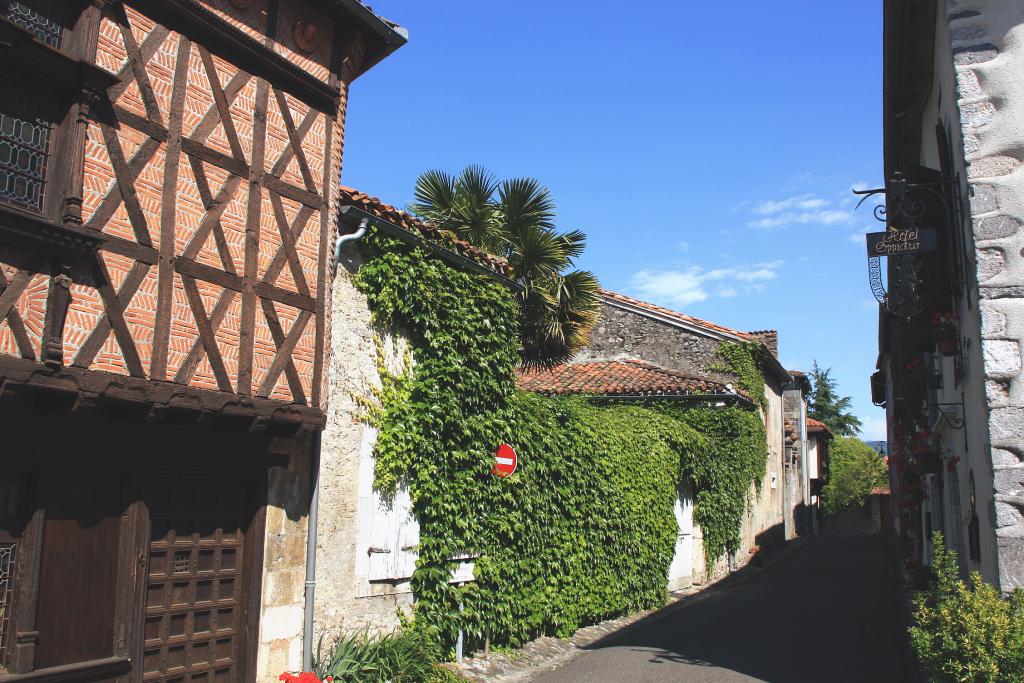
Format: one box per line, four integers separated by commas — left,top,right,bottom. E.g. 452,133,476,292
535,535,909,683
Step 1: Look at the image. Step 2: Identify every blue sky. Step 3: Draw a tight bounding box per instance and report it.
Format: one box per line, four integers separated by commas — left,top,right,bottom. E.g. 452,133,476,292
341,1,887,439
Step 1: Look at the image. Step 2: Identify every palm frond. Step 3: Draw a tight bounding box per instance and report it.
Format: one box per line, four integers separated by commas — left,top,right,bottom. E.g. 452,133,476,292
410,166,602,368
505,224,569,281
518,270,601,369
455,165,499,206
555,229,587,262
498,177,556,237
410,169,458,228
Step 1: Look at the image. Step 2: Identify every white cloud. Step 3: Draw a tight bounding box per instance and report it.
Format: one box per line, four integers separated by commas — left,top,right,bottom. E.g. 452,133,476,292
849,225,874,244
631,268,709,307
859,414,888,441
814,210,856,225
749,215,794,229
749,209,856,229
630,260,784,309
753,195,829,215
746,186,865,230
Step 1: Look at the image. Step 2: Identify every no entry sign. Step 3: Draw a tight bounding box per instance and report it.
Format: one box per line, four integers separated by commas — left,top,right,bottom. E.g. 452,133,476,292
492,443,517,478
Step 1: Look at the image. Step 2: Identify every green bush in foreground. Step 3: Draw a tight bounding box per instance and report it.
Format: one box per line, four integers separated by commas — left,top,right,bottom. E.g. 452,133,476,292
910,532,1024,682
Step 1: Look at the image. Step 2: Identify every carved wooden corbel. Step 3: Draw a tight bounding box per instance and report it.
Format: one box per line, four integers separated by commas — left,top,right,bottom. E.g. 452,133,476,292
41,264,73,368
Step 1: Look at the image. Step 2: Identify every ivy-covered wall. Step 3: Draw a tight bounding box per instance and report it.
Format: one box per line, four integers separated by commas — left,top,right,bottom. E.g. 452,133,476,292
351,231,769,647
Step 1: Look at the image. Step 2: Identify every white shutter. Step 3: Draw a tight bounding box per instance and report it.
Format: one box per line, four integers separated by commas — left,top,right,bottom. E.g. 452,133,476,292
365,484,419,582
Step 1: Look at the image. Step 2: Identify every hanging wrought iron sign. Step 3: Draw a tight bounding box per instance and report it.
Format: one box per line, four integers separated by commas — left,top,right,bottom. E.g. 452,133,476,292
865,228,937,257
853,172,960,319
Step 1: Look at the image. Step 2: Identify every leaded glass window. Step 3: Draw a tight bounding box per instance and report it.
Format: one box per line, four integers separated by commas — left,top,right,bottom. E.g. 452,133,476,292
0,543,14,666
1,0,62,48
0,89,53,213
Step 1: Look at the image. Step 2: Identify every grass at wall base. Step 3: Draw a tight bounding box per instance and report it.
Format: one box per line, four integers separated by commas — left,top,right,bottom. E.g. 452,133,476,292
352,231,768,652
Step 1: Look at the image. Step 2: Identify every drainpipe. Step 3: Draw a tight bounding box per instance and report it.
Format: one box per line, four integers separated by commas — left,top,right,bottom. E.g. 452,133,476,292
302,431,322,673
303,221,371,671
334,218,370,267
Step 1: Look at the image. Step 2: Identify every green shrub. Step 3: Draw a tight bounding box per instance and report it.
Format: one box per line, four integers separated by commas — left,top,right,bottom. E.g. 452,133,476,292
313,625,456,682
821,436,888,515
909,532,1024,682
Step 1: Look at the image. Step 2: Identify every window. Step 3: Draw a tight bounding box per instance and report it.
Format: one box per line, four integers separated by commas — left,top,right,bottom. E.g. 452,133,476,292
0,477,25,671
0,87,54,213
2,0,63,48
968,471,981,563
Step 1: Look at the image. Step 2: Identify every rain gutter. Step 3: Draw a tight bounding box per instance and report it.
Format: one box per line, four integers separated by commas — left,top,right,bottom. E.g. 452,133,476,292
338,205,525,293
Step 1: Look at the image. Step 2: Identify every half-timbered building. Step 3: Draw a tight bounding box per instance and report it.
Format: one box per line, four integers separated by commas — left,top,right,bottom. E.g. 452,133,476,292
0,0,404,680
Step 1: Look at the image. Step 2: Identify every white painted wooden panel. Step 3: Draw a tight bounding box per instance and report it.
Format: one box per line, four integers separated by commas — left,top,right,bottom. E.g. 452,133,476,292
668,482,694,590
355,426,421,583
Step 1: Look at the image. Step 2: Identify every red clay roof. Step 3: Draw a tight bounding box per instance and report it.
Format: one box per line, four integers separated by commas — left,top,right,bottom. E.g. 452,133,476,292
807,418,833,438
870,486,891,496
600,289,754,340
338,187,511,277
516,359,749,400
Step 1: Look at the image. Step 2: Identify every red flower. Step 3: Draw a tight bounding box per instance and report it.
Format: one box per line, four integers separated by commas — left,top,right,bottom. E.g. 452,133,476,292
279,673,323,683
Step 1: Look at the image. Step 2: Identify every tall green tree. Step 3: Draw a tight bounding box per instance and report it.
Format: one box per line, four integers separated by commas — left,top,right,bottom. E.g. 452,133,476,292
410,166,600,367
808,360,863,436
821,436,889,515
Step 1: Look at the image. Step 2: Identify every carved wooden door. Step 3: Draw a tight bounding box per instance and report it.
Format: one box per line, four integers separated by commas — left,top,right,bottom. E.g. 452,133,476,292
143,475,257,683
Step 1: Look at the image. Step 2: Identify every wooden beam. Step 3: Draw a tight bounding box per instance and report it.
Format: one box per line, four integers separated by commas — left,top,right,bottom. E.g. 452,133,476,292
151,35,192,381
238,77,270,396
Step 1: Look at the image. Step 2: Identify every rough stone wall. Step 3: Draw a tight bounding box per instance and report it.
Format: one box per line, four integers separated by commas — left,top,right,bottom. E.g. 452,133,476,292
946,0,1024,590
574,302,733,383
313,251,414,645
257,434,314,680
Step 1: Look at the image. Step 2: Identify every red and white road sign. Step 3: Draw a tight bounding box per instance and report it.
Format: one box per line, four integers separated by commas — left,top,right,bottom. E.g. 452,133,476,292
492,443,517,478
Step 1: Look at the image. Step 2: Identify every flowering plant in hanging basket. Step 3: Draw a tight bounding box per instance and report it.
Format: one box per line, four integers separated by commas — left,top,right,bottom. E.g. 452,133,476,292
912,429,932,454
933,312,959,355
903,357,930,381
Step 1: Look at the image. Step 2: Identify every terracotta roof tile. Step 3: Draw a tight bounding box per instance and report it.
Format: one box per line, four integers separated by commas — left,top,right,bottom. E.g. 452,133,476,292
870,486,891,496
807,418,833,437
599,289,754,340
338,187,512,277
516,359,749,400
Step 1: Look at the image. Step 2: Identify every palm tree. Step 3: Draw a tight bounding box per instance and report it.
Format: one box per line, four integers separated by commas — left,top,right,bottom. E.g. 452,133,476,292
410,166,601,367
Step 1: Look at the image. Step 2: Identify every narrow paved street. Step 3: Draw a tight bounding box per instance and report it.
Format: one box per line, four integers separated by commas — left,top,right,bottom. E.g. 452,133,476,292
536,535,908,683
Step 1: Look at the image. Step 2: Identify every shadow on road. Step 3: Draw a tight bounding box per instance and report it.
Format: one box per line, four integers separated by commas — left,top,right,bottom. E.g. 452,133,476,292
541,535,909,683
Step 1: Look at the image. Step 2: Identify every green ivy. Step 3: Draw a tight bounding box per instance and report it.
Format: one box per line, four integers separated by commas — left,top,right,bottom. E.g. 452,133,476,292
353,230,766,649
652,403,767,567
711,341,767,408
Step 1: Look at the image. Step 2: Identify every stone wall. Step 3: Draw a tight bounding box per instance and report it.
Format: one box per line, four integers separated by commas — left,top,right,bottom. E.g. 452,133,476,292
946,0,1024,590
313,249,414,645
574,302,733,383
257,435,315,680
